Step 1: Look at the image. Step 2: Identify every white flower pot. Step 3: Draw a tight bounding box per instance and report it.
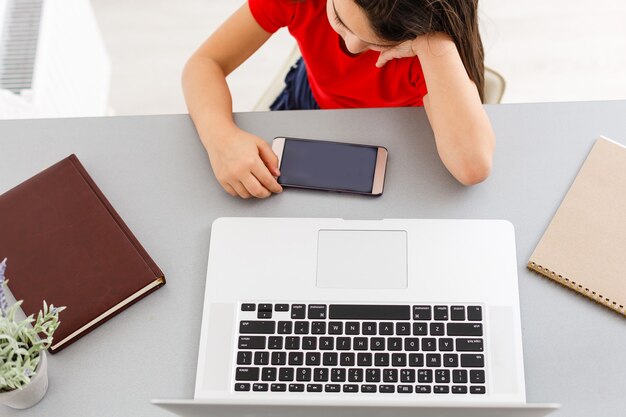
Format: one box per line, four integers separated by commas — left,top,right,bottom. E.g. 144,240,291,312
0,350,48,409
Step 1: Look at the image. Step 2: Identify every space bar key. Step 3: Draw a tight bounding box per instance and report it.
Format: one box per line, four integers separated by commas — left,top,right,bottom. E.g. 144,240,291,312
329,305,410,320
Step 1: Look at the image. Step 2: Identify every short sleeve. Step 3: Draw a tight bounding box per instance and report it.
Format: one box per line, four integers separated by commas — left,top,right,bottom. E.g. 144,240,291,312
248,0,297,34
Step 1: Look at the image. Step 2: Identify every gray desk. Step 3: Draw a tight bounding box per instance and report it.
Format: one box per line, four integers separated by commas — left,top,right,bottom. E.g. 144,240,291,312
1,102,625,416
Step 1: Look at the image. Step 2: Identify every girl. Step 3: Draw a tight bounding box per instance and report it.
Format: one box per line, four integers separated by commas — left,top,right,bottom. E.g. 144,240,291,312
183,0,495,198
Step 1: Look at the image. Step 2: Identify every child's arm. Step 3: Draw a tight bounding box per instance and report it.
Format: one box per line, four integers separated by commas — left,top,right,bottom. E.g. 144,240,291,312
182,3,282,198
376,33,496,186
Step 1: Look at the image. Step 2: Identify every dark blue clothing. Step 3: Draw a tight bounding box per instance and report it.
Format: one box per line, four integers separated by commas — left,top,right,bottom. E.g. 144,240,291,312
270,58,320,111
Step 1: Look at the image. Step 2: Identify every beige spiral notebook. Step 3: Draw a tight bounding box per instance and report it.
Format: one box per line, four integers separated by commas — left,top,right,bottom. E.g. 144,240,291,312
528,136,626,317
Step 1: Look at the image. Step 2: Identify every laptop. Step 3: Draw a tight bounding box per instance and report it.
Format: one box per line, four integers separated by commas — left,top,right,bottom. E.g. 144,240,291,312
153,217,559,417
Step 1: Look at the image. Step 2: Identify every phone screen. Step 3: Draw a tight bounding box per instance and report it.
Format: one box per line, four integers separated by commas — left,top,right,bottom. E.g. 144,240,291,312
277,138,379,193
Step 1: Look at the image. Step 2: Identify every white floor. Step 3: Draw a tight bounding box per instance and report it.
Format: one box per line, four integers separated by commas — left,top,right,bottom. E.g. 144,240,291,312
89,0,626,115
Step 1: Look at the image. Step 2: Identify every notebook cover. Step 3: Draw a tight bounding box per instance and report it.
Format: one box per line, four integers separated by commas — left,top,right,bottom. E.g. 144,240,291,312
0,155,166,352
528,137,626,317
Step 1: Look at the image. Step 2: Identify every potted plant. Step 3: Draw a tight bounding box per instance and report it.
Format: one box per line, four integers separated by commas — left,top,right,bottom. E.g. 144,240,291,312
0,258,65,409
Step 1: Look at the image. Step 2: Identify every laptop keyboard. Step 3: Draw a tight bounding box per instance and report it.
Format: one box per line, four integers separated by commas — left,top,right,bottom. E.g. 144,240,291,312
234,303,486,395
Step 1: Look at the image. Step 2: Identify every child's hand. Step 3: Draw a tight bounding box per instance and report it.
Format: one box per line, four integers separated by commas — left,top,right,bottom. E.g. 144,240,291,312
375,33,455,68
206,128,283,199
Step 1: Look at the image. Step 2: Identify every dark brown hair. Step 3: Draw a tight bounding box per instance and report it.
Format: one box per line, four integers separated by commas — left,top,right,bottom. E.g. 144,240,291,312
354,0,485,102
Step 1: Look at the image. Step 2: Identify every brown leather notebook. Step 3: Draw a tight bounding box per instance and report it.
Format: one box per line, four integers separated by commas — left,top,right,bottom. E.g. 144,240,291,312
0,155,165,353
528,137,626,317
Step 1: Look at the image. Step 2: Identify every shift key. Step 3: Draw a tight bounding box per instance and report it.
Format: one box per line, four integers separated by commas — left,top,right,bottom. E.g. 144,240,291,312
239,321,276,334
447,323,482,336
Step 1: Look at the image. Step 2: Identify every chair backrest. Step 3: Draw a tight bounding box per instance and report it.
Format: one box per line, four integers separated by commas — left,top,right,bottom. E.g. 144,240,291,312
253,46,506,110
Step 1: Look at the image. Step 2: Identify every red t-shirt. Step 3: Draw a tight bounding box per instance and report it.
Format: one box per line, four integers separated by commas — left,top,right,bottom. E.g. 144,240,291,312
248,0,427,109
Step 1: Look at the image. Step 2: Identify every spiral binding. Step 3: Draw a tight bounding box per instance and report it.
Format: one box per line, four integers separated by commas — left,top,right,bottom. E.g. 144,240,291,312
527,261,625,317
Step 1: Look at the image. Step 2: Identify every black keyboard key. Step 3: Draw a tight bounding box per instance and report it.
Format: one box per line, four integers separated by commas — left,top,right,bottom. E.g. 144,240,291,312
375,353,390,367
258,303,272,312
268,336,283,350
329,322,343,334
371,338,385,351
349,368,364,382
314,368,329,382
277,321,292,334
461,354,485,368
415,385,431,393
308,304,327,319
418,369,433,383
253,383,269,391
285,337,300,350
366,368,381,382
320,337,334,350
288,352,303,365
362,322,377,335
379,385,395,393
405,338,420,351
400,369,415,383
345,322,360,335
388,338,402,351
275,304,289,311
444,353,459,368
295,321,309,334
312,321,327,335
413,305,432,320
236,367,259,381
323,352,338,366
289,383,305,392
279,368,294,381
468,306,483,321
383,369,398,382
397,385,413,393
291,304,306,319
451,306,466,321
456,338,484,352
422,338,436,351
302,337,317,350
237,351,252,365
307,384,323,392
235,383,250,391
357,353,373,366
271,383,286,392
379,322,394,335
241,303,255,311
453,369,468,383
438,338,454,351
392,353,407,367
325,384,341,393
261,367,277,381
329,304,410,320
452,385,468,394
354,338,368,350
306,352,321,366
337,337,351,350
427,353,442,367
413,322,428,336
435,369,451,383
331,368,346,382
434,306,449,320
340,353,355,366
254,351,270,365
257,311,272,319
447,323,483,336
430,322,445,336
361,384,377,393
271,351,286,365
343,384,359,393
434,385,450,394
396,322,411,335
238,336,266,350
470,385,486,394
239,321,275,334
409,353,424,367
470,370,486,384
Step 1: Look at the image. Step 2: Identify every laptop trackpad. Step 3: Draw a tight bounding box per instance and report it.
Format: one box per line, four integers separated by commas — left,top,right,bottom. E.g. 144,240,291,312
316,230,407,289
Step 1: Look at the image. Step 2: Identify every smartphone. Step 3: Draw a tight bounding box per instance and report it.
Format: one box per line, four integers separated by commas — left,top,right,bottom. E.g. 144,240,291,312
272,137,388,196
